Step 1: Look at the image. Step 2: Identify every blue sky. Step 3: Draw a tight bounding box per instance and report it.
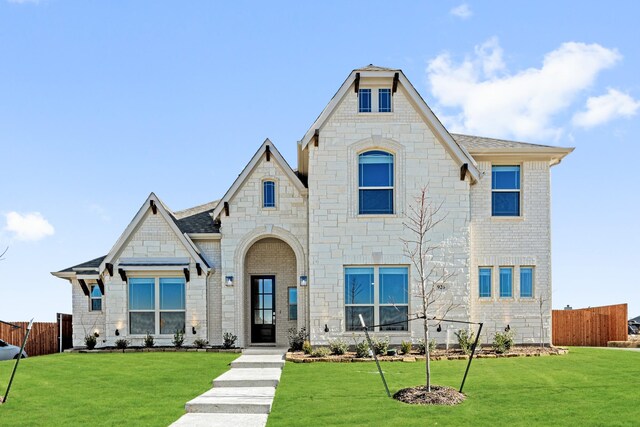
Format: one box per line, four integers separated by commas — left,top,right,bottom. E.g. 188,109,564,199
1,1,638,321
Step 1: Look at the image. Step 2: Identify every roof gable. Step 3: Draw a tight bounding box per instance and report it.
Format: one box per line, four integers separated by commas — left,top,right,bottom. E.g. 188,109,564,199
298,66,480,182
212,139,307,219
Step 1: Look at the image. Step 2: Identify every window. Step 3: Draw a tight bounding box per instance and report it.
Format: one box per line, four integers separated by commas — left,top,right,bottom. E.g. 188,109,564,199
479,268,492,298
358,89,371,112
499,267,513,298
358,151,394,214
492,166,520,216
520,267,534,298
90,285,102,311
345,266,408,332
129,277,185,335
378,89,392,112
263,180,276,208
288,287,298,320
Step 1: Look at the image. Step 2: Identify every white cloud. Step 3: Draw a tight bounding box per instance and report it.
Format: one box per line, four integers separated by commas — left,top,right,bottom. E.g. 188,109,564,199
450,3,472,19
572,88,640,128
427,38,621,141
4,212,55,241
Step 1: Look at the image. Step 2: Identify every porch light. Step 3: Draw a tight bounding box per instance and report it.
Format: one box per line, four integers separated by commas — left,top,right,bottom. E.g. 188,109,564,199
115,329,120,336
94,330,100,338
324,324,329,333
225,276,234,286
505,324,511,332
192,326,197,335
299,275,308,286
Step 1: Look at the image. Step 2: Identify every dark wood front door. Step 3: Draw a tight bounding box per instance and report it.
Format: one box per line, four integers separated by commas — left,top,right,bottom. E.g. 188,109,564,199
251,276,276,343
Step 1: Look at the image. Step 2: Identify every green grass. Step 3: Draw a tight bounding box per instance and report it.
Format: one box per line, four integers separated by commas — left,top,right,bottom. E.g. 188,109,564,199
269,348,640,426
0,352,237,426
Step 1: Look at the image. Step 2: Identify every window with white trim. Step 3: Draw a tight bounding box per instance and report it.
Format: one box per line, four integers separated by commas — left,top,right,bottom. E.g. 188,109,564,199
129,277,185,335
90,285,102,311
520,267,534,298
358,150,394,214
358,88,392,113
492,165,521,216
263,180,276,208
499,267,513,298
344,266,408,332
479,267,491,298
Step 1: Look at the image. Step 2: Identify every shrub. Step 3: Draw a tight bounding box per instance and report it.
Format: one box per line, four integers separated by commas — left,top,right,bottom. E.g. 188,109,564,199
302,340,312,355
400,340,412,355
371,336,389,355
115,339,129,350
354,339,370,358
288,327,307,351
311,346,331,358
455,329,478,355
143,333,155,348
387,348,397,356
222,332,237,349
84,335,97,350
328,338,348,355
416,338,437,355
193,338,209,349
173,330,185,348
493,330,515,354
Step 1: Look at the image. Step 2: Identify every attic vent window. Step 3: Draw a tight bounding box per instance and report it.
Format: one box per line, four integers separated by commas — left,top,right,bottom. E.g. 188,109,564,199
358,88,392,113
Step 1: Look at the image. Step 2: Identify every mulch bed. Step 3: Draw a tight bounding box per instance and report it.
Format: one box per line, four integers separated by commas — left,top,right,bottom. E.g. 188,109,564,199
394,385,466,405
286,346,568,363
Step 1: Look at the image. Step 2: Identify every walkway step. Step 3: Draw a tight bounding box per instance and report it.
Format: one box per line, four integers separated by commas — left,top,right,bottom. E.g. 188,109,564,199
231,355,285,369
242,347,288,355
186,387,275,414
213,368,282,388
171,413,268,427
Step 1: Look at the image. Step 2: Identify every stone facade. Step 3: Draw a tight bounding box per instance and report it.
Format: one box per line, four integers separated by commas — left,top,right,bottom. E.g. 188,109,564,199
57,66,570,349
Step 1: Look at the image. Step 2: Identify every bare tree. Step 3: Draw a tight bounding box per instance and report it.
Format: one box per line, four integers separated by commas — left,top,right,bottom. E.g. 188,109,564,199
402,187,459,391
0,247,7,261
538,290,549,348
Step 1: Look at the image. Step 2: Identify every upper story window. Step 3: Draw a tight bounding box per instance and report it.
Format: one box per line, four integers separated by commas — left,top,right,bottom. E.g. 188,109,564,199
358,151,394,215
90,285,102,311
263,180,276,208
492,165,520,216
358,89,372,112
520,267,534,298
499,267,513,298
129,277,185,335
358,88,392,113
479,267,492,298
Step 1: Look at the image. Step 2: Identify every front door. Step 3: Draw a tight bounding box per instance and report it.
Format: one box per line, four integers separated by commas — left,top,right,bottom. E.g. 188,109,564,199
251,276,276,343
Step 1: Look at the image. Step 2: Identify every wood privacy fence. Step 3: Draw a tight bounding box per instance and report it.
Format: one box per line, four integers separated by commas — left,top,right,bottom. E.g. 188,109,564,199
552,304,628,346
0,314,73,357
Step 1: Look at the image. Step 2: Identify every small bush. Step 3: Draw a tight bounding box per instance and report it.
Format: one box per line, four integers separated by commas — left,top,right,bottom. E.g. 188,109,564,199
222,332,237,349
311,346,331,358
193,338,209,349
455,329,478,355
387,348,397,356
354,339,370,358
371,336,389,355
288,327,307,351
493,330,515,354
84,335,97,350
328,338,348,355
143,334,155,348
400,340,412,355
416,338,437,355
115,339,129,350
173,330,185,348
302,340,312,355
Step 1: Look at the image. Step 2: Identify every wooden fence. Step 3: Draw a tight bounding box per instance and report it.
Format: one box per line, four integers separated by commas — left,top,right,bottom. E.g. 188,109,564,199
0,314,73,357
552,304,628,346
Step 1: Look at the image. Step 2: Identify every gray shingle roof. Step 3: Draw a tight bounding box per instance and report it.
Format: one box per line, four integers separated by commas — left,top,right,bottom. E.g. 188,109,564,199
356,64,399,72
173,200,220,234
59,255,106,273
452,133,559,150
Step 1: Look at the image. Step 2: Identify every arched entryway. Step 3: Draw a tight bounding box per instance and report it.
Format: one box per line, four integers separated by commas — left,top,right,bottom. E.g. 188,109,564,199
244,237,298,347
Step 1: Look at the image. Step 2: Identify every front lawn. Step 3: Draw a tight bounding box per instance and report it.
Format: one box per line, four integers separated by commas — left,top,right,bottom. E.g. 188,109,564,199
0,352,237,426
269,348,640,426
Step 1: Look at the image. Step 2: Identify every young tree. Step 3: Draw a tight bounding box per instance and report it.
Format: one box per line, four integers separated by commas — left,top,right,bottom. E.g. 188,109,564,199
402,187,460,391
538,290,549,348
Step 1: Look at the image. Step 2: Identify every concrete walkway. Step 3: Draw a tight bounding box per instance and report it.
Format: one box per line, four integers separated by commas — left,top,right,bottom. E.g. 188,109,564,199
170,347,287,427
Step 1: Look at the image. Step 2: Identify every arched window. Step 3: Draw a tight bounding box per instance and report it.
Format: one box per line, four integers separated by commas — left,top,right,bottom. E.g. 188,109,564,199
263,180,276,208
358,150,394,214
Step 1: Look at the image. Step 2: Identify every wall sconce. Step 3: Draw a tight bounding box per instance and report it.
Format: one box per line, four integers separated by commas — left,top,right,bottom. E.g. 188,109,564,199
505,324,511,332
225,276,234,286
324,324,329,333
115,329,120,336
300,275,308,286
437,324,442,332
192,326,197,335
93,331,100,338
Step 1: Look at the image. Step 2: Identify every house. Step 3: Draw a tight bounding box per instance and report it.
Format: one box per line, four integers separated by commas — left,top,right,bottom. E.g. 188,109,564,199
52,66,573,348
